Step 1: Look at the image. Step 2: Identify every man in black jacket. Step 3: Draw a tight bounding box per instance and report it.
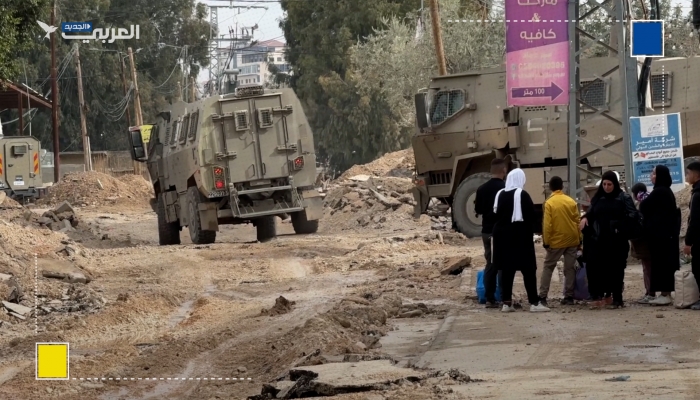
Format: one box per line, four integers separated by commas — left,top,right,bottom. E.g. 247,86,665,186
683,161,700,310
474,158,507,308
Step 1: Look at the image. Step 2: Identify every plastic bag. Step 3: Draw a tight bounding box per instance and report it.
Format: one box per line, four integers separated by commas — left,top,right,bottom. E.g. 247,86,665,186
674,268,699,309
562,257,590,301
476,269,502,304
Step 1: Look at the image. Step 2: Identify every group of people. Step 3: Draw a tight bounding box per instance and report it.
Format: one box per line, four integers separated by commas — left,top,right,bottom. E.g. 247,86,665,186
474,158,700,312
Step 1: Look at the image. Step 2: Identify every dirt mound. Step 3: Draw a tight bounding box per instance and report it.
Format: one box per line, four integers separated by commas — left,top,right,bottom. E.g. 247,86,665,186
340,149,415,180
261,296,296,316
38,172,153,209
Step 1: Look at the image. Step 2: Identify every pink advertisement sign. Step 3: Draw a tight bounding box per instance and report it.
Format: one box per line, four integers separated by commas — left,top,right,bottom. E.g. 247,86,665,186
505,0,569,106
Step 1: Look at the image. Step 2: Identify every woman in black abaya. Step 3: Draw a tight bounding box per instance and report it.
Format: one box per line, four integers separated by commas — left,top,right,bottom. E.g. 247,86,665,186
492,168,550,313
580,171,636,309
641,165,681,306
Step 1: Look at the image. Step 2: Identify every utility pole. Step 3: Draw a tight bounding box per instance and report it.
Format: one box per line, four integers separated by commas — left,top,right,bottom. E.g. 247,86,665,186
428,0,447,75
119,55,133,126
128,47,143,126
177,81,182,101
74,43,91,171
190,77,196,102
51,0,60,182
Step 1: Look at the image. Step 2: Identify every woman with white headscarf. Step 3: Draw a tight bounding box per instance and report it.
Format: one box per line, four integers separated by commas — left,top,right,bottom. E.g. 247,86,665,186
492,168,551,313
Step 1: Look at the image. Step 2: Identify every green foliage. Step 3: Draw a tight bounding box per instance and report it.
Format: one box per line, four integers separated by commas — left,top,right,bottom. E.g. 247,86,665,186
349,1,505,162
0,0,51,81
280,0,420,171
1,0,212,155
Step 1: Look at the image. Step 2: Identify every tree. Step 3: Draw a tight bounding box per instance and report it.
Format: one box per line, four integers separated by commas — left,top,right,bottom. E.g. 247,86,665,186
1,0,212,156
0,0,50,82
279,0,420,171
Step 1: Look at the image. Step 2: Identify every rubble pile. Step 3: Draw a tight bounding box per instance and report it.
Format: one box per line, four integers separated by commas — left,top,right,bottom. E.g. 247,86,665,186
321,148,456,232
0,199,103,325
38,171,153,208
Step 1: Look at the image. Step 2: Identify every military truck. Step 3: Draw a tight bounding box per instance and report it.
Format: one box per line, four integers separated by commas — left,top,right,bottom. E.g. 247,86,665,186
412,56,700,238
0,130,47,201
127,73,323,245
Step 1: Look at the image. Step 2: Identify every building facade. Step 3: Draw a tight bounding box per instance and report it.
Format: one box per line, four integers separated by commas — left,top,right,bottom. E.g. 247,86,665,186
235,39,290,86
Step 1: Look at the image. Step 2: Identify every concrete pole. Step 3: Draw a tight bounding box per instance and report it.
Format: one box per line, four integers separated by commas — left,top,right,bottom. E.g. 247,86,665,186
128,47,143,126
51,0,60,182
429,0,447,76
119,55,133,127
74,44,91,171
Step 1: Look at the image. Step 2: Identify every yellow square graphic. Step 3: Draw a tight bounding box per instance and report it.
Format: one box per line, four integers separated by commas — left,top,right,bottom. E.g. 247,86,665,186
36,343,69,380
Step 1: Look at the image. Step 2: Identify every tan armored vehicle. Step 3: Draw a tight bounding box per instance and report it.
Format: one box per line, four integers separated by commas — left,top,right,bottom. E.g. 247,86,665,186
127,76,323,245
0,130,46,201
412,56,700,238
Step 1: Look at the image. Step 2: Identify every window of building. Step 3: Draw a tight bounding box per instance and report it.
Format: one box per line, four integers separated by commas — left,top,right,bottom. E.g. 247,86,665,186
429,90,466,125
277,57,282,62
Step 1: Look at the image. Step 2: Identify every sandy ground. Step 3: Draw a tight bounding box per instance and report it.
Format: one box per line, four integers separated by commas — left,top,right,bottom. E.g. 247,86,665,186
0,156,699,399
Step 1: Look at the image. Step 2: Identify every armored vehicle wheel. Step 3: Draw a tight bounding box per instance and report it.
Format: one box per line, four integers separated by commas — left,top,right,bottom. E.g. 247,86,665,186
291,210,319,234
256,216,277,242
452,173,491,238
157,193,181,246
187,186,216,244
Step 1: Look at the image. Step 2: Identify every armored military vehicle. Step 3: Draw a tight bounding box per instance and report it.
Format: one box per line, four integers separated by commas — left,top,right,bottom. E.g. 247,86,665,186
127,73,323,245
412,56,700,238
0,130,47,201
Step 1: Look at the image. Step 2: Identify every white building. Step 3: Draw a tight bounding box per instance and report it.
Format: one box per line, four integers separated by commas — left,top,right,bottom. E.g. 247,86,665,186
235,39,290,86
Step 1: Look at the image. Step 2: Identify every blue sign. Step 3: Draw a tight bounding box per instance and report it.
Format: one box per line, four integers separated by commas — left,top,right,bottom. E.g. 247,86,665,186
61,22,92,33
631,20,664,57
630,113,684,191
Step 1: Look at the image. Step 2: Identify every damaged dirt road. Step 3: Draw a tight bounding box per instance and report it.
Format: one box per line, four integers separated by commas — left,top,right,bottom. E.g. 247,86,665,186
1,155,700,399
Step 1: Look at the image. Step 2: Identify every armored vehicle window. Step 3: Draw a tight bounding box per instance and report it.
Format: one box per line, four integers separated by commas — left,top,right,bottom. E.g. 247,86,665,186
258,108,273,128
188,110,199,141
12,145,27,155
650,73,671,107
580,79,608,112
164,123,171,144
235,110,250,131
180,114,190,145
170,120,180,146
429,90,465,125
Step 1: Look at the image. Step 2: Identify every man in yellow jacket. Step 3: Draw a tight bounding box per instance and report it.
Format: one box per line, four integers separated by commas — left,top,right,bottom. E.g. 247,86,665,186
539,176,582,306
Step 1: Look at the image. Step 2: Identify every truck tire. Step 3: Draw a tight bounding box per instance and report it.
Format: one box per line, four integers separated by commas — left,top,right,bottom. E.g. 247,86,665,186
157,192,181,246
187,186,216,244
452,173,491,238
256,216,277,242
291,210,319,234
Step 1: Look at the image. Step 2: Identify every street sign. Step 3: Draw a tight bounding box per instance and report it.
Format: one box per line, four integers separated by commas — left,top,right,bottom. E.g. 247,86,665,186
630,113,684,192
631,20,664,58
505,0,569,107
511,82,564,101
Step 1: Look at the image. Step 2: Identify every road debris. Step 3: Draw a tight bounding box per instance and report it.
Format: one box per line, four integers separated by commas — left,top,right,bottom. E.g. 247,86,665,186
605,375,631,382
261,296,296,316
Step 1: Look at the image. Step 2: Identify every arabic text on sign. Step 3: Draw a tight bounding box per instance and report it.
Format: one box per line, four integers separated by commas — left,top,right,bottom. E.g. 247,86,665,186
517,0,559,6
519,29,558,42
517,62,566,70
61,25,140,43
